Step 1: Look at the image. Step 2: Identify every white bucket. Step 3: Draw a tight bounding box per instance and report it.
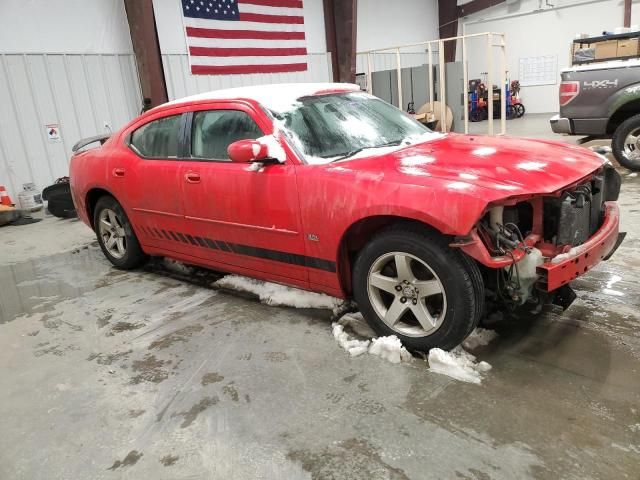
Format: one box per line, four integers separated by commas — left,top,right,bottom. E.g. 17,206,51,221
18,183,43,212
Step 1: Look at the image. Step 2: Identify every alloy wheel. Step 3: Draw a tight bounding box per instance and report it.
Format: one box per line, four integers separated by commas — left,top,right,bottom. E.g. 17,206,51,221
623,127,640,160
98,208,127,259
366,252,447,337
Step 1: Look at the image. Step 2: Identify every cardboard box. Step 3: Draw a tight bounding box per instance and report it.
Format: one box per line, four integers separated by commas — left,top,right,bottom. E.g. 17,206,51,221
595,40,618,59
617,38,639,57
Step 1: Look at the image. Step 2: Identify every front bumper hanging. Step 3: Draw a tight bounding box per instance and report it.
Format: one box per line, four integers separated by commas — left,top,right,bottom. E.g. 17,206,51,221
536,201,621,291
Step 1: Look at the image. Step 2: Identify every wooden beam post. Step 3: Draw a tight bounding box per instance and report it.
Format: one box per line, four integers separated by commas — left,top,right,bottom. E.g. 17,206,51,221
323,0,357,83
624,0,632,28
438,0,459,63
124,0,168,108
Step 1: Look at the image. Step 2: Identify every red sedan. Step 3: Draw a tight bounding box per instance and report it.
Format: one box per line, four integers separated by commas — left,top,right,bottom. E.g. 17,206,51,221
70,83,622,352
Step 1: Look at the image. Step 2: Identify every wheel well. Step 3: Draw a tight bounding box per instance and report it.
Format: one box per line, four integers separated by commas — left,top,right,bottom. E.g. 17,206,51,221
85,188,113,229
337,216,442,296
607,99,640,134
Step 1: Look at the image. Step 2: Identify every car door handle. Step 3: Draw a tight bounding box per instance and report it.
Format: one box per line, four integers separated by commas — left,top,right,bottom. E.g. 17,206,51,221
112,168,125,177
185,172,201,183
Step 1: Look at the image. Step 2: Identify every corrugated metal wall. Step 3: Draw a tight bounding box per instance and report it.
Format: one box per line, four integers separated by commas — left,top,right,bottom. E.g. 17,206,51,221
0,53,142,199
161,52,333,100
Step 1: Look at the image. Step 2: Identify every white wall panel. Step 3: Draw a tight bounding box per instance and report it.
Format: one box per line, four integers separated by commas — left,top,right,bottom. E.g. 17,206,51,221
162,52,333,100
0,54,142,199
0,0,133,54
357,0,439,52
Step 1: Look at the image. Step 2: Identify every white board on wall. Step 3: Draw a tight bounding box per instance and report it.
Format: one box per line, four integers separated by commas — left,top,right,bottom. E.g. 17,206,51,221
518,55,558,86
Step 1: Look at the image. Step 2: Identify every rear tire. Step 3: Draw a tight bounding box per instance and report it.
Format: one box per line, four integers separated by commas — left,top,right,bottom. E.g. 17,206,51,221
94,196,148,269
612,114,640,171
352,225,483,352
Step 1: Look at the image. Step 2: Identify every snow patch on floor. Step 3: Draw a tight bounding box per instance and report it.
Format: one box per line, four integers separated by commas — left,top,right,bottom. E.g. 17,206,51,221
332,312,412,364
428,347,492,384
332,323,370,357
368,336,413,364
331,314,498,375
427,327,497,384
214,274,341,310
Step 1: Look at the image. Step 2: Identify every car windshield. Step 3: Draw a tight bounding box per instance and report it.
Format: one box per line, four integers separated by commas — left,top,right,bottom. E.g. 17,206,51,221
271,92,434,164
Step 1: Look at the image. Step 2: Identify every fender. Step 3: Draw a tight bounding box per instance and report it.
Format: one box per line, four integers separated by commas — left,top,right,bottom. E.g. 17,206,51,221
79,184,120,229
606,81,640,121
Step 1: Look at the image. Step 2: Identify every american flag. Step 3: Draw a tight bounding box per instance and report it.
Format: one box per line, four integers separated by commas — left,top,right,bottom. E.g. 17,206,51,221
180,0,307,75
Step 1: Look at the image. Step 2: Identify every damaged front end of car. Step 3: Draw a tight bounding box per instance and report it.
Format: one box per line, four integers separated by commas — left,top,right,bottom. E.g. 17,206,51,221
451,163,624,315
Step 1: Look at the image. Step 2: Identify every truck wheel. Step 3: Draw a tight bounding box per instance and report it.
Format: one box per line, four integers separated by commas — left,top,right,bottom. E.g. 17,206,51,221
94,196,148,269
352,225,483,352
612,114,640,171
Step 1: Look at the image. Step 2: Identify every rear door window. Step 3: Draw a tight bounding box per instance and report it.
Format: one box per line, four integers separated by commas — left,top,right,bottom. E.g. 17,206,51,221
130,114,182,158
191,110,263,160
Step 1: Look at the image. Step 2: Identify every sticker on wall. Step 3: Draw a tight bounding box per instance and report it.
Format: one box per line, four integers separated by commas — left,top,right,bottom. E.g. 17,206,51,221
45,124,61,142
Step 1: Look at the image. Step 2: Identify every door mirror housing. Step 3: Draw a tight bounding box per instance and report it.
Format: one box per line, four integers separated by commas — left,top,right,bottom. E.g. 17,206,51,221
228,139,269,163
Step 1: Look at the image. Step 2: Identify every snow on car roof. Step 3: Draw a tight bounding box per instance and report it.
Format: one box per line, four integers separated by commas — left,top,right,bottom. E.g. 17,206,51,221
162,83,361,112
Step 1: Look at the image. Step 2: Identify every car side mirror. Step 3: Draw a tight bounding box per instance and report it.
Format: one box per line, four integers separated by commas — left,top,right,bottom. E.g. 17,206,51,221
227,139,269,163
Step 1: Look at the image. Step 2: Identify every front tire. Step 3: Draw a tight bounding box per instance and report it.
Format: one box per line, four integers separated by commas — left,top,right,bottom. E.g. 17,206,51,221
94,196,148,269
352,225,483,352
612,114,640,171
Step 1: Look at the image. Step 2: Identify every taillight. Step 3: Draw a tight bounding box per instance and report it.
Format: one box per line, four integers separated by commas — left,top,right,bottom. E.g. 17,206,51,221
559,81,580,106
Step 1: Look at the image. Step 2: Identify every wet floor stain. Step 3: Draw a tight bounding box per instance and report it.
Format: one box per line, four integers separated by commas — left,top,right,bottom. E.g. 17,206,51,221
201,372,224,385
107,321,144,336
287,438,410,480
160,454,179,466
222,383,239,402
87,349,132,366
130,354,170,384
148,325,204,350
264,351,288,362
108,450,143,470
343,374,357,383
174,396,219,428
34,343,77,357
346,398,386,415
96,310,114,328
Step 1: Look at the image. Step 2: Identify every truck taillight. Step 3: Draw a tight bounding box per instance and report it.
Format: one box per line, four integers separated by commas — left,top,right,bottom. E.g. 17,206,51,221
559,81,580,106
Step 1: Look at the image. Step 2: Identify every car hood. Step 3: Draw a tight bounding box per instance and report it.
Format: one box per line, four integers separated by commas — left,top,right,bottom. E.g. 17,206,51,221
325,133,606,201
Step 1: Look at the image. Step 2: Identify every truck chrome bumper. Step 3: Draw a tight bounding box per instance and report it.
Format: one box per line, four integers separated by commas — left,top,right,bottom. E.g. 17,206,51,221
550,115,572,134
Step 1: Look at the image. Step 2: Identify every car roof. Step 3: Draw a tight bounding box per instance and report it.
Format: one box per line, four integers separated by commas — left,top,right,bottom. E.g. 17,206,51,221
158,82,361,113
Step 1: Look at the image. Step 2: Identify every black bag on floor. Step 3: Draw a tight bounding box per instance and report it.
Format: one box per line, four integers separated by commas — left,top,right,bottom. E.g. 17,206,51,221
43,177,77,219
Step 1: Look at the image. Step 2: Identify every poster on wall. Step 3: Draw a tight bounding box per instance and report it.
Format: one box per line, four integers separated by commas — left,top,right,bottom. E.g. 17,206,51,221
45,124,61,143
518,55,558,86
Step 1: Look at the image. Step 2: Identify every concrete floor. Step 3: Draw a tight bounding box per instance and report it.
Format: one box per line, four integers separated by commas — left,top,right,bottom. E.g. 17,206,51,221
1,115,640,479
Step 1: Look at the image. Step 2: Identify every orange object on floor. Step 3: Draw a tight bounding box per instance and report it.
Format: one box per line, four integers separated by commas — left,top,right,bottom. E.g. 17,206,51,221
0,185,13,206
